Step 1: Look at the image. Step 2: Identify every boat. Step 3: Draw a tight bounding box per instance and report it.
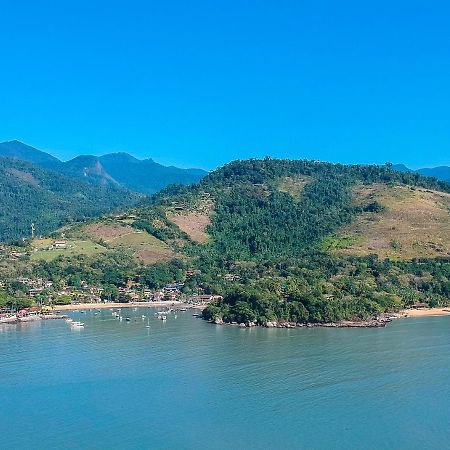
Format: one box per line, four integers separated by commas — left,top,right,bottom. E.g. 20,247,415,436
65,318,73,323
158,315,167,321
71,321,84,328
125,317,131,322
192,313,200,317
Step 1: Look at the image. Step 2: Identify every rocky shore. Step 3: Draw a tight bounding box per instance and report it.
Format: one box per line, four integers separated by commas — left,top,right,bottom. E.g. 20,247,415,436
0,313,68,325
211,314,397,329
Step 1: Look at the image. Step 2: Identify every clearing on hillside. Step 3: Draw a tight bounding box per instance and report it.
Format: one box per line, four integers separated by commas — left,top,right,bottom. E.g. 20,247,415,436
166,192,214,243
30,238,108,261
276,175,312,200
331,183,450,259
167,213,211,243
85,223,176,263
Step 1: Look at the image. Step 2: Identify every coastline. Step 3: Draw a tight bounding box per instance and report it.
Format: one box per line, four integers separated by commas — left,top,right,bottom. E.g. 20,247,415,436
209,307,450,329
52,301,189,311
399,307,450,317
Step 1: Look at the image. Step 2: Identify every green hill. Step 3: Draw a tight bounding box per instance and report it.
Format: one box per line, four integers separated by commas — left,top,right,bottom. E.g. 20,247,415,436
0,157,139,241
139,159,450,324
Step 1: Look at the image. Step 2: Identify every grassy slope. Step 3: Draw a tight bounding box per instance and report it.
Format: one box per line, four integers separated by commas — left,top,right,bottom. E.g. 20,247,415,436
331,183,450,259
84,223,175,263
30,238,108,261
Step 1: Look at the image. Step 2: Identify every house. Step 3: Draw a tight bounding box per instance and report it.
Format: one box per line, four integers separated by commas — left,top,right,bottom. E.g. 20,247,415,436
10,252,26,259
28,288,44,297
412,302,428,309
53,240,67,249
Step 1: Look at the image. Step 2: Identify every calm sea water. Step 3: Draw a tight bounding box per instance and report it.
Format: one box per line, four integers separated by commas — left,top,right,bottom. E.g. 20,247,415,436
1,308,450,450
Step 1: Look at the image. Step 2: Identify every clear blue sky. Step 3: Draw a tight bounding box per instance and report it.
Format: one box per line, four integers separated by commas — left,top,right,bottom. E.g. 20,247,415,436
1,0,449,170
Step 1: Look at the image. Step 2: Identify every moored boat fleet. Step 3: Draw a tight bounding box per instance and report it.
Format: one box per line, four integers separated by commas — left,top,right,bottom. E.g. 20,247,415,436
1,305,203,330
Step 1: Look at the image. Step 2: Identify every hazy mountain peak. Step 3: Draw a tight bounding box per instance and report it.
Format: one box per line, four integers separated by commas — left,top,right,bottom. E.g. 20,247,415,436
0,140,61,166
0,140,208,194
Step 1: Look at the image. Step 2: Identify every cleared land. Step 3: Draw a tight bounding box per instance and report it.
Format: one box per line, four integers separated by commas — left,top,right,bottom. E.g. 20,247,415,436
333,184,450,259
85,223,175,263
166,193,214,243
276,175,312,200
30,238,108,261
168,213,211,243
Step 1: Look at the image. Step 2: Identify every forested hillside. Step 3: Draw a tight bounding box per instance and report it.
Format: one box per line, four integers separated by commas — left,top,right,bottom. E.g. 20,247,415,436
0,158,139,241
143,159,450,324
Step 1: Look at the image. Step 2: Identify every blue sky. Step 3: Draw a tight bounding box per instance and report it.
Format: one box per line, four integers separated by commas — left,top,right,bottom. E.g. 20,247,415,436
1,0,449,169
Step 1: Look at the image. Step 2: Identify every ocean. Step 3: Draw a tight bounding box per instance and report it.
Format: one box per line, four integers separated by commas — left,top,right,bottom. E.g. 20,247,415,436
1,307,449,449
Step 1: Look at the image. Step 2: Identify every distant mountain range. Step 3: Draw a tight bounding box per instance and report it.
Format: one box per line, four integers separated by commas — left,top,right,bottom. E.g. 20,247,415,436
393,163,450,182
0,140,207,194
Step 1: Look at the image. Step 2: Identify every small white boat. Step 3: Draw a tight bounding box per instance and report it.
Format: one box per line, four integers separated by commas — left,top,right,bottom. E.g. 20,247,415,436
158,315,167,321
71,321,84,328
65,318,73,323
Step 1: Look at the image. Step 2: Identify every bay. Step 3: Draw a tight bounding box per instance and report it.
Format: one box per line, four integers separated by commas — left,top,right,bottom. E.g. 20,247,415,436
1,308,449,449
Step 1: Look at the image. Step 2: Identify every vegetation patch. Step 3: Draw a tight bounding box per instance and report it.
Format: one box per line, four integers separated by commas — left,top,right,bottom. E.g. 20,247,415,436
85,223,176,263
30,239,108,261
167,213,211,243
335,184,450,259
276,175,312,200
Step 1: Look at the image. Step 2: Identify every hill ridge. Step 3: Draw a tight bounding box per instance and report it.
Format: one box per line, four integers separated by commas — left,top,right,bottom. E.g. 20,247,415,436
0,140,207,194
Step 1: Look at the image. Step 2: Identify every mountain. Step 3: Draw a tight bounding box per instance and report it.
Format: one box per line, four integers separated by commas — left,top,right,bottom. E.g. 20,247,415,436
0,140,61,167
98,153,207,194
59,155,120,188
417,166,450,181
393,163,450,181
0,157,139,241
0,141,207,194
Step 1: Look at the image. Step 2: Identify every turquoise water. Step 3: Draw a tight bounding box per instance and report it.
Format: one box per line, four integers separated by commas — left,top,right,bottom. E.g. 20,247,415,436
1,308,450,450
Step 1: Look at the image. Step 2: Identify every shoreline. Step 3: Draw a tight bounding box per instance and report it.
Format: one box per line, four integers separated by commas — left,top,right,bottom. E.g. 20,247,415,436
399,307,450,317
209,307,450,329
51,301,201,311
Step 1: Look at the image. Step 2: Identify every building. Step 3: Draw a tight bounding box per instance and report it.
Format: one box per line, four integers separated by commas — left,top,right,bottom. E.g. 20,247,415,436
53,240,67,249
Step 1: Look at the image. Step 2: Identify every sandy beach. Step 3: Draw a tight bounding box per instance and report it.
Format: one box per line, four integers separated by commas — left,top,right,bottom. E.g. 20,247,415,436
52,301,186,311
400,307,450,317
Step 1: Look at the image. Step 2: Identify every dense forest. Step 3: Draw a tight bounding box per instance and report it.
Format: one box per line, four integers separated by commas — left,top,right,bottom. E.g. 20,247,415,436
0,158,139,241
